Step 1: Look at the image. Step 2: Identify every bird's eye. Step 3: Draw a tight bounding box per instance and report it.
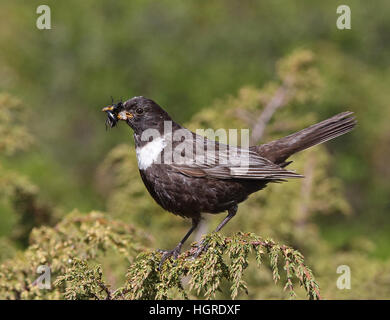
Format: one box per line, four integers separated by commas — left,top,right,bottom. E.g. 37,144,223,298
136,108,143,115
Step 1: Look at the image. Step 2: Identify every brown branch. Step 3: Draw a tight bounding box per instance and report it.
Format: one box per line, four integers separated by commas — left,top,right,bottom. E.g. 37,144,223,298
98,282,112,300
234,109,257,127
250,84,291,144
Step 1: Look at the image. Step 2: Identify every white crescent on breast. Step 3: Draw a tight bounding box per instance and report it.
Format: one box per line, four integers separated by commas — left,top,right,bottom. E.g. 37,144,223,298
136,137,167,170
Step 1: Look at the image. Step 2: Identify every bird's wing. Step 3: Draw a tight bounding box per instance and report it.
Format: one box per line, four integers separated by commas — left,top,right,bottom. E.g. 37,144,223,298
169,133,303,180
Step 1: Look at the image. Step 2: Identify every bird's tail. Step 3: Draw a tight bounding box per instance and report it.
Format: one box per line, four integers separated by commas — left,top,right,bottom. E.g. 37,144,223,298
255,111,357,165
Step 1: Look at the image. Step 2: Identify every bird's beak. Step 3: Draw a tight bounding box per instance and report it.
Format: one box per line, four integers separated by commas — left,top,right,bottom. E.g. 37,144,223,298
117,111,134,120
102,106,133,120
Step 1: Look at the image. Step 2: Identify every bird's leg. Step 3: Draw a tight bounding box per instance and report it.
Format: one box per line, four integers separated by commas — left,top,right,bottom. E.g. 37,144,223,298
214,204,238,232
193,204,238,258
158,217,199,270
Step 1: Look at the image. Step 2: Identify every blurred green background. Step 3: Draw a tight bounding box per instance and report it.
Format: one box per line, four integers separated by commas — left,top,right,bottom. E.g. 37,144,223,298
1,0,390,299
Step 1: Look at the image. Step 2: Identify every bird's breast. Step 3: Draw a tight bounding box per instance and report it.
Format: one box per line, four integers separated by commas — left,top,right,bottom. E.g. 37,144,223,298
135,137,166,170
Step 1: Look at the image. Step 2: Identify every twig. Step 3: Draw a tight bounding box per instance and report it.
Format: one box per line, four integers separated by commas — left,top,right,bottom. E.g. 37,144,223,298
250,84,291,144
98,282,112,300
234,109,257,127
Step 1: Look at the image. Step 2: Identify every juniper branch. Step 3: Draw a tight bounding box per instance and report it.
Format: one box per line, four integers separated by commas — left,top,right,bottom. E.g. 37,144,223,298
119,232,321,300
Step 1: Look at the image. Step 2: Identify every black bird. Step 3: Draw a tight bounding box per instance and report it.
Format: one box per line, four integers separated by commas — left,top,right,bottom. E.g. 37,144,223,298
102,96,356,267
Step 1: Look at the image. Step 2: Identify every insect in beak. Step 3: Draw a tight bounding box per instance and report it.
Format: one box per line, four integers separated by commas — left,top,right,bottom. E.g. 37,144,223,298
102,106,114,112
102,101,132,129
102,105,119,129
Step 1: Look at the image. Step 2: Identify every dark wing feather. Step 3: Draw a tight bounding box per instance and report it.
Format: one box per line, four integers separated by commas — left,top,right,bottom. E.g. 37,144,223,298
169,132,303,180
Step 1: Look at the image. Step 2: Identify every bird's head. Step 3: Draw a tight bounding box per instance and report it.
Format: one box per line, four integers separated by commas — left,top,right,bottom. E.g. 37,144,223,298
102,96,172,135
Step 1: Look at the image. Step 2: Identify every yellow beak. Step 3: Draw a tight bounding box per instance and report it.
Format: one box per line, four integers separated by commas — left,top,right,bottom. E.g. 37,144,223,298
102,106,133,120
118,111,134,120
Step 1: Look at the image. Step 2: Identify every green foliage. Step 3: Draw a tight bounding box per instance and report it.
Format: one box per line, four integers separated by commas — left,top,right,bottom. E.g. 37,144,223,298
0,94,56,245
55,259,111,300
0,166,56,245
276,49,322,104
0,93,33,156
0,213,320,300
0,211,150,299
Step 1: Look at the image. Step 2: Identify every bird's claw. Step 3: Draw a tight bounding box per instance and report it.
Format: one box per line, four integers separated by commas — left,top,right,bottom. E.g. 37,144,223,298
156,249,170,254
192,242,209,258
157,244,182,270
157,241,209,269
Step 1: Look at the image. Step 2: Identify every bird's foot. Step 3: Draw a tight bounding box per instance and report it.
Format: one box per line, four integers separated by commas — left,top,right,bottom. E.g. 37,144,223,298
157,243,182,270
192,241,209,258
